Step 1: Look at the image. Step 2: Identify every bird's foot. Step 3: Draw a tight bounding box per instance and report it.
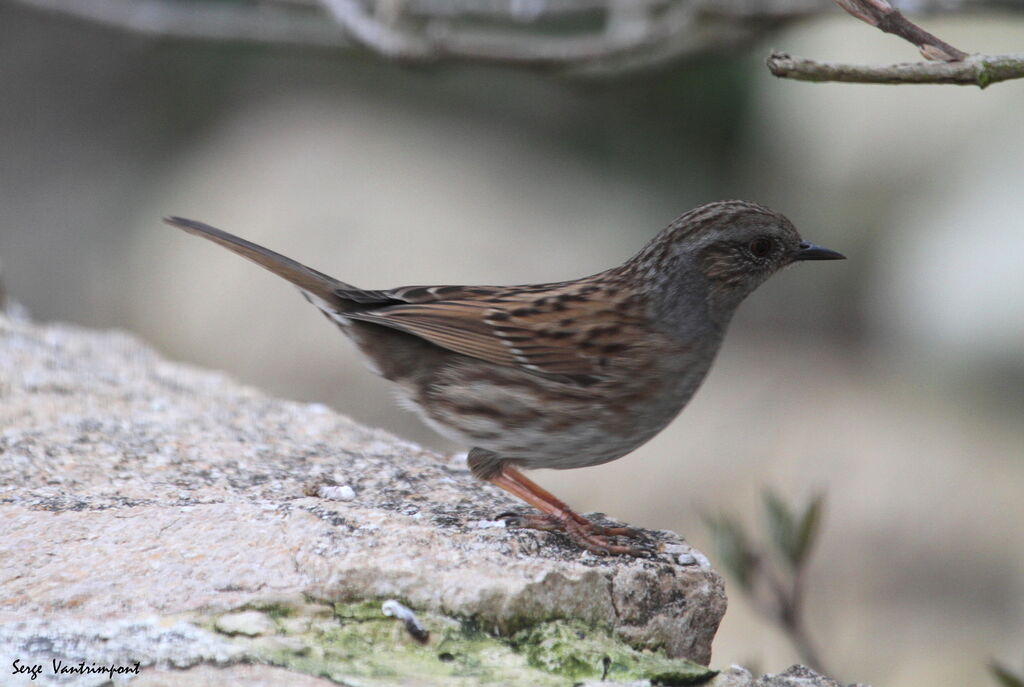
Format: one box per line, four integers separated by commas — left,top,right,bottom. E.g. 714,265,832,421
498,511,654,557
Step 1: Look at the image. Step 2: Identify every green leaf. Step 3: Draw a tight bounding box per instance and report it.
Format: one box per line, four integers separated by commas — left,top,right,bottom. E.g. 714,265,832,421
990,661,1024,687
763,490,799,568
794,494,825,568
703,513,756,591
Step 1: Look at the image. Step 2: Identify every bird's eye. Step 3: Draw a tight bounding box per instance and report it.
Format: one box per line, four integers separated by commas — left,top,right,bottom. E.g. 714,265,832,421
748,237,773,258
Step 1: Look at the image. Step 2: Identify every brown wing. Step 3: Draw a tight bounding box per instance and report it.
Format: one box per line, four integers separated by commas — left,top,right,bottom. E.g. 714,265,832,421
164,218,646,381
166,216,647,383
344,278,646,383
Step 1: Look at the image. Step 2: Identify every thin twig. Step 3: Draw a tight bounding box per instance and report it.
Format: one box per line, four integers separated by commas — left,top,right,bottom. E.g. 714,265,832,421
8,0,356,50
9,0,1021,76
768,0,1024,87
319,0,431,59
319,0,689,66
781,564,827,675
755,552,829,675
767,51,1024,87
833,0,968,61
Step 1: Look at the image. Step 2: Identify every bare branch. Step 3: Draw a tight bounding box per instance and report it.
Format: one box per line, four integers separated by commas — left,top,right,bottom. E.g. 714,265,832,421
767,51,1024,88
319,0,431,59
8,0,355,50
8,0,1021,75
318,0,699,67
768,0,1022,87
833,0,968,61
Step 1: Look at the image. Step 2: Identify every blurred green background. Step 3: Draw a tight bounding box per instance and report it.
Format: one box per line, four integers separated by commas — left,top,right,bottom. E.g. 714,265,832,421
1,3,1022,686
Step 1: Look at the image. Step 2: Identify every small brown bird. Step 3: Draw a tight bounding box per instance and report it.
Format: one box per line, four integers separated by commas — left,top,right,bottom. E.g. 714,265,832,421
165,201,843,555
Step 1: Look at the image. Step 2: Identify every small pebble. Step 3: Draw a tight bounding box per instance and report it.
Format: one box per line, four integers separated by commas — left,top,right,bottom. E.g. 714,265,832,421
317,484,356,501
382,599,429,643
679,550,711,567
447,452,469,466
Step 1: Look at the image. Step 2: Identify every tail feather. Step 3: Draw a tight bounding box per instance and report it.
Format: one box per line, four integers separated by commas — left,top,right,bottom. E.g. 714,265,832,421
164,216,353,310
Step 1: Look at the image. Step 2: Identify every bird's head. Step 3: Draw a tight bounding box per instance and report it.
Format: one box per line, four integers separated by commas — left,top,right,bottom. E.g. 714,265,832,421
692,201,844,300
628,200,845,330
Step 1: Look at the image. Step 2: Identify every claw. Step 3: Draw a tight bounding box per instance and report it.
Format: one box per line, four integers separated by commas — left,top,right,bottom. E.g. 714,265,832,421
495,511,521,522
499,509,653,557
485,466,653,557
499,512,563,532
500,515,524,528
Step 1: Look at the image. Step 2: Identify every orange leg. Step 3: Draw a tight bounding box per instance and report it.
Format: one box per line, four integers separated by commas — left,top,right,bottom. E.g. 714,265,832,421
486,464,651,556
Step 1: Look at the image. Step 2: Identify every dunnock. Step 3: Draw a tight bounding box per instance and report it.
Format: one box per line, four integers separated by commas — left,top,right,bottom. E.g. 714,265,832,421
165,201,843,555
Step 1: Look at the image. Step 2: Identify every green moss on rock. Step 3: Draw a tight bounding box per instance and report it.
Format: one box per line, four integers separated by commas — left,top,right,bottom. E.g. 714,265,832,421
514,620,713,684
207,599,716,686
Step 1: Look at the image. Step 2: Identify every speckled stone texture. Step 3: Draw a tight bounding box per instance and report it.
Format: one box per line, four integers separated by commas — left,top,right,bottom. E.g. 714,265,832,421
0,314,728,682
709,665,868,687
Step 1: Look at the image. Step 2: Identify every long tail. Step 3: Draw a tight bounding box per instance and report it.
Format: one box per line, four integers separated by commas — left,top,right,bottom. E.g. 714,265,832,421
164,217,354,310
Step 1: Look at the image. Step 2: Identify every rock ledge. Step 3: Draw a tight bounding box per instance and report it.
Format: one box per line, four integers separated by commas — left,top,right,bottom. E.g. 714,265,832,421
0,315,728,685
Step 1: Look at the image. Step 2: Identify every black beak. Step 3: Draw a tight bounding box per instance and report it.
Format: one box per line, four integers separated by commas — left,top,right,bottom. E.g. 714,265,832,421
794,241,845,261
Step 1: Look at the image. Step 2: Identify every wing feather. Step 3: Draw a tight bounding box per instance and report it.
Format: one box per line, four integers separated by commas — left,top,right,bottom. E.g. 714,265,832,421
346,303,519,367
344,279,646,383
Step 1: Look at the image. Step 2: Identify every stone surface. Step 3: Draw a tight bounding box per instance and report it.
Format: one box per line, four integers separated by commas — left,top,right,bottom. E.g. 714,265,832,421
710,665,869,687
0,314,726,684
0,602,717,687
758,665,869,687
0,617,243,687
214,611,278,637
131,665,338,687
